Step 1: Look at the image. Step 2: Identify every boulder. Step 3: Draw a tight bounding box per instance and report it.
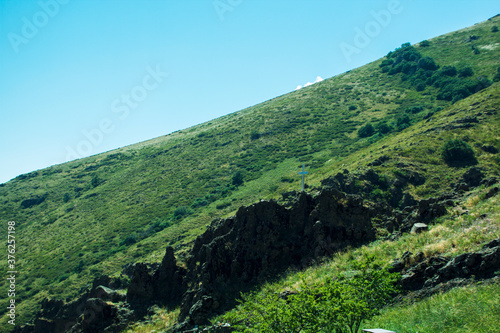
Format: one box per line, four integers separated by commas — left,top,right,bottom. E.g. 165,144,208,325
411,223,428,234
463,167,484,187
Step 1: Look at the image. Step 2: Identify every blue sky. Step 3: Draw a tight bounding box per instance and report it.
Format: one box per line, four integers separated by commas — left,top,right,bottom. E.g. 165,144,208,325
1,0,498,183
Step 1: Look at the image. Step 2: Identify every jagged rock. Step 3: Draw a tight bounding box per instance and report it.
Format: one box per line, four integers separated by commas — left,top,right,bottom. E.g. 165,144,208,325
463,167,484,187
400,192,417,208
127,246,186,310
484,186,499,200
411,223,428,234
416,197,448,223
398,239,500,293
179,190,377,325
368,155,390,166
126,263,156,307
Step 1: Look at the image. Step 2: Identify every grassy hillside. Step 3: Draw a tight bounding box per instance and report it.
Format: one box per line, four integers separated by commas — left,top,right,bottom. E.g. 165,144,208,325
1,15,499,330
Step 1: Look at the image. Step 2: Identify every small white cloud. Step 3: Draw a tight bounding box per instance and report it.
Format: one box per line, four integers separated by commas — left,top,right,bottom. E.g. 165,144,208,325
296,76,324,90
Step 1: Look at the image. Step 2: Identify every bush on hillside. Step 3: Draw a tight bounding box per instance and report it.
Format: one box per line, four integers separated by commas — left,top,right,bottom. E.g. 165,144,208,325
222,257,400,333
173,206,191,219
494,67,500,82
376,122,393,135
420,40,431,47
358,123,375,138
417,56,439,71
442,139,477,166
232,171,244,186
458,67,474,78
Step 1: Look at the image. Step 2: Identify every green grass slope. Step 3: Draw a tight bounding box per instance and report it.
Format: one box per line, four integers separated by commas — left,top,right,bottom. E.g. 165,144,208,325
0,15,499,329
213,79,500,333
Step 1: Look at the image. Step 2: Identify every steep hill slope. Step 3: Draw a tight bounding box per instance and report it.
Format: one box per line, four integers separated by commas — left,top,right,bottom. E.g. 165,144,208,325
1,15,499,330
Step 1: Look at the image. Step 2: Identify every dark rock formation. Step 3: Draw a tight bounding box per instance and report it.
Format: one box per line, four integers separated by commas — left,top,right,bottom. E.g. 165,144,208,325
462,167,484,187
178,189,378,326
127,246,187,311
17,168,498,332
394,239,500,295
13,275,134,333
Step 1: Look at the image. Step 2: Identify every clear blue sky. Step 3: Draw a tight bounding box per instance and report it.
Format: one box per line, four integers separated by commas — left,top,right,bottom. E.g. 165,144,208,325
1,0,498,183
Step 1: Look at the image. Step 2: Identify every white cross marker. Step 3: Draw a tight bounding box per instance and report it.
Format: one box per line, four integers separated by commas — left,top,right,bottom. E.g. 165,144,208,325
298,163,308,192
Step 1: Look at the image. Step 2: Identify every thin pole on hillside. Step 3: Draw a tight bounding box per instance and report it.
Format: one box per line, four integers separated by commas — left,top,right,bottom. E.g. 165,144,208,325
298,163,308,192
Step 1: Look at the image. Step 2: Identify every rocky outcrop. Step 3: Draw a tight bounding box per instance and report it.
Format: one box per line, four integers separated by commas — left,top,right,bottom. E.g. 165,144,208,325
178,189,378,326
127,246,187,311
392,239,500,297
16,171,499,332
13,275,133,333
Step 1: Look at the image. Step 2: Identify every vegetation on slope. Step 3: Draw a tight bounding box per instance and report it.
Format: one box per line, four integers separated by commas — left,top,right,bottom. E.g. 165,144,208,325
0,15,499,329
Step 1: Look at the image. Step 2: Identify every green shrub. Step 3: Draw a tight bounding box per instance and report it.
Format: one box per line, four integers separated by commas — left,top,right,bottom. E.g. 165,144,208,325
223,257,400,333
232,171,244,186
492,25,499,32
120,234,137,246
376,122,393,135
91,175,102,188
216,201,231,210
440,65,458,77
280,176,295,183
419,40,431,47
405,106,424,114
173,206,191,219
250,131,261,140
417,56,438,70
442,139,477,166
458,67,474,78
494,67,500,82
63,193,72,203
396,115,411,131
358,123,375,138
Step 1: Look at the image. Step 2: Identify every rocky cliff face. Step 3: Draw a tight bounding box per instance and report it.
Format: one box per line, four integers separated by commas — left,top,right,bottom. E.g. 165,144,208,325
178,189,378,327
15,171,498,332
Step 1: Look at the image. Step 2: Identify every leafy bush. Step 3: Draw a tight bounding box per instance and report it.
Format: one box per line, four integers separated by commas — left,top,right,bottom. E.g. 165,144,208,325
222,257,400,333
232,171,244,186
440,65,458,77
494,67,500,82
63,193,72,203
442,139,477,166
405,106,424,114
191,198,209,208
120,234,137,246
417,56,438,71
419,40,431,47
173,206,191,219
396,115,411,131
216,201,231,210
250,131,261,140
458,67,474,78
358,123,375,138
280,176,295,183
91,175,102,188
493,25,499,33
376,122,393,135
